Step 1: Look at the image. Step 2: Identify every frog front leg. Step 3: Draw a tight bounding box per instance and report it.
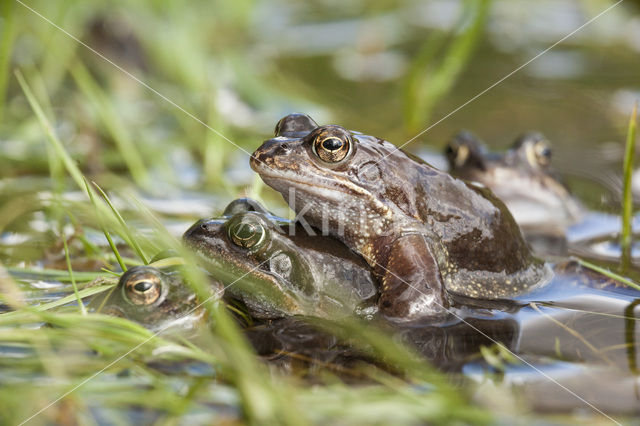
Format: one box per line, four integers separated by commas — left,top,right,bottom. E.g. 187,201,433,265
376,234,449,322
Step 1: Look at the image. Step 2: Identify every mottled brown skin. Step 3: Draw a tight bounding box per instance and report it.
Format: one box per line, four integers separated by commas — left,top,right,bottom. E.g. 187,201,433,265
250,114,550,322
446,131,583,231
183,199,378,319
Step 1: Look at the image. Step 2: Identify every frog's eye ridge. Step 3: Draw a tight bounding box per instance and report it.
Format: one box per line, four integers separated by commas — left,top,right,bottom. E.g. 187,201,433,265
122,270,162,306
312,126,352,163
275,113,318,137
230,221,266,249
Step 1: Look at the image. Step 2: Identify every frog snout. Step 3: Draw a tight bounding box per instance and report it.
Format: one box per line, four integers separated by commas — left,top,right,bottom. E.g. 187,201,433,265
183,219,213,245
250,138,292,172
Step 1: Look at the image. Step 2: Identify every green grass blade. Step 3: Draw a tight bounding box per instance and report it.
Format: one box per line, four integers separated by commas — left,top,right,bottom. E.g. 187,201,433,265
621,102,637,271
0,0,17,124
70,62,150,188
61,230,87,315
85,179,128,272
127,193,305,425
404,0,491,133
15,69,89,191
16,69,110,214
93,183,149,264
18,70,152,269
578,258,640,292
7,267,104,282
0,283,116,325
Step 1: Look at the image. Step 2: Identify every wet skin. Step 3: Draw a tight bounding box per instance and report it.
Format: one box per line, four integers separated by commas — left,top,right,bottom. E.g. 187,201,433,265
445,131,583,232
183,199,378,319
250,114,551,322
88,266,204,331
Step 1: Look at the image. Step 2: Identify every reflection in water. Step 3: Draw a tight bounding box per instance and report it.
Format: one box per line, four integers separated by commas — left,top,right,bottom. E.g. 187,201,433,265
241,261,640,412
625,299,640,374
244,316,519,374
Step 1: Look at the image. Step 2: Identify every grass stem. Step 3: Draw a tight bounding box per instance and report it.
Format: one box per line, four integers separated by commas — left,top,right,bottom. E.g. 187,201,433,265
578,258,640,292
85,179,128,272
62,229,87,315
0,0,16,124
621,102,638,271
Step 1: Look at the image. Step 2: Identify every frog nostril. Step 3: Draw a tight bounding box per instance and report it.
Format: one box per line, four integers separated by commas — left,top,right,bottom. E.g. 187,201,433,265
280,142,290,151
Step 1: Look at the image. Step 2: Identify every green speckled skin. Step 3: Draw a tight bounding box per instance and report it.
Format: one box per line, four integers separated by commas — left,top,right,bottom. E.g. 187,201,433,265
183,200,378,319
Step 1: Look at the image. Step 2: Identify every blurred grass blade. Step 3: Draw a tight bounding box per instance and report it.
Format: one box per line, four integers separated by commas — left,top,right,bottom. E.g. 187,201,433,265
0,283,116,323
70,62,150,188
621,102,637,271
62,230,87,315
127,194,304,425
17,70,151,268
403,0,491,133
7,267,104,282
0,263,25,309
15,69,87,190
85,179,128,272
0,0,17,123
93,183,149,264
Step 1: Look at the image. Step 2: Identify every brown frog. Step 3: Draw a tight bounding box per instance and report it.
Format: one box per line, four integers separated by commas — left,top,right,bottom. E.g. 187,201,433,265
250,113,551,322
446,131,583,233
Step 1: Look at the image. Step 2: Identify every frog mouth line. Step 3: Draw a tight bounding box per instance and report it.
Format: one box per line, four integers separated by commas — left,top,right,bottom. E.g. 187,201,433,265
257,170,392,217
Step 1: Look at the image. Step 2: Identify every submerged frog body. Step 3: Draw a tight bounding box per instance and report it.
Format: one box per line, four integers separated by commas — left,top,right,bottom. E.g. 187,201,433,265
251,114,551,322
88,266,204,331
183,199,378,319
446,131,583,232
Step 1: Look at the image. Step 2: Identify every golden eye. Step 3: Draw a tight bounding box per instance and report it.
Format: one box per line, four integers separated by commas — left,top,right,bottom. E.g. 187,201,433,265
229,221,265,249
450,143,470,167
312,128,352,163
533,140,552,166
123,272,162,305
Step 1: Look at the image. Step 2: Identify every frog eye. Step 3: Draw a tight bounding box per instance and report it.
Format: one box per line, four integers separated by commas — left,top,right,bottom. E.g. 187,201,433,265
444,141,458,161
123,272,162,305
533,140,552,166
447,142,470,167
312,128,352,163
229,221,266,249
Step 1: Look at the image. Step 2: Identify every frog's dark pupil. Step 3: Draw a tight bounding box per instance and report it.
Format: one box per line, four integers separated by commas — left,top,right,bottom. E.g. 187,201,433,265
231,222,264,248
322,137,343,151
445,144,455,157
541,147,551,158
235,223,257,239
134,281,153,292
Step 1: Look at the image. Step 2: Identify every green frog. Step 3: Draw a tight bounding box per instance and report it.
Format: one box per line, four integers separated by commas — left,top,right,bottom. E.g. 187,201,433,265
88,266,205,331
445,131,583,233
250,114,551,322
183,199,378,319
